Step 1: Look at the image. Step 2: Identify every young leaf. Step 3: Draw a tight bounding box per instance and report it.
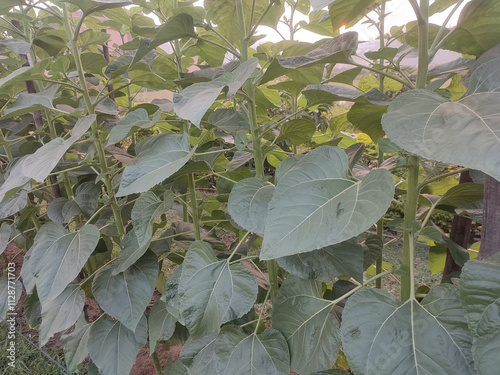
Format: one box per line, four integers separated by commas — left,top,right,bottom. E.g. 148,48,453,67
277,240,364,282
88,315,147,375
148,299,176,355
341,285,475,375
460,253,500,374
228,177,275,234
92,250,158,331
273,276,340,374
261,147,394,260
382,58,500,182
29,223,100,306
61,319,93,373
106,109,161,146
178,241,258,339
276,118,317,145
214,326,290,375
116,133,195,196
39,284,85,346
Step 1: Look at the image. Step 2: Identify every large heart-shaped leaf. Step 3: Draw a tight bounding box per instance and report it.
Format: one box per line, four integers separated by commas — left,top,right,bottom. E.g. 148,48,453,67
116,133,194,196
460,253,500,374
214,326,290,375
92,250,158,331
61,319,93,373
28,222,100,306
39,284,85,346
0,115,95,202
165,334,218,374
148,299,176,355
341,285,475,375
277,240,364,282
261,147,394,260
273,276,340,374
382,58,500,181
228,177,274,234
178,241,258,339
88,315,147,375
173,58,258,127
106,109,161,146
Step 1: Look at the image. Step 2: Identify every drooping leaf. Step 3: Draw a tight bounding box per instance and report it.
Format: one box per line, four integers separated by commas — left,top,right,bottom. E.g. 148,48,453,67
116,133,195,196
39,284,85,346
273,276,340,374
88,315,147,375
460,253,500,375
0,115,95,202
173,58,258,127
92,250,158,331
61,320,93,373
277,240,364,282
443,0,500,56
29,223,100,306
276,118,317,145
0,278,22,319
178,241,258,339
150,13,197,50
228,177,275,234
361,234,384,270
261,147,394,260
0,222,11,255
341,285,475,375
107,109,161,146
148,299,176,354
214,326,290,375
3,85,63,119
0,190,27,218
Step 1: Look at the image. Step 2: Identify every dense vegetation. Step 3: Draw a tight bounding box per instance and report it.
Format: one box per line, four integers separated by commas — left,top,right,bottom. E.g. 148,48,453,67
1,0,500,374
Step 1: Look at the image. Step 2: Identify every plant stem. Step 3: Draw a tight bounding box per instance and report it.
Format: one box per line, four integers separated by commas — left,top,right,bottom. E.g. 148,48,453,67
62,4,124,237
417,167,469,189
188,173,201,241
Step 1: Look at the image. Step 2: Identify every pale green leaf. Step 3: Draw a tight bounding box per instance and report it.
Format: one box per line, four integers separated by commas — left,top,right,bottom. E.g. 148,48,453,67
92,250,158,331
107,109,161,146
0,190,27,218
116,133,194,196
228,177,275,234
273,276,340,374
29,223,100,306
341,285,475,375
61,319,93,373
0,278,22,319
214,326,290,375
178,241,258,339
88,315,147,375
39,284,85,346
148,299,176,355
277,118,317,145
0,222,11,255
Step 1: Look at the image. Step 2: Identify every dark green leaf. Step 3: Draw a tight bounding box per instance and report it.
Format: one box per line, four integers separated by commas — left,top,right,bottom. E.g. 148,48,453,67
0,278,22,319
0,222,11,255
346,101,387,143
277,118,317,145
61,320,93,373
208,108,250,132
107,109,160,146
148,299,176,354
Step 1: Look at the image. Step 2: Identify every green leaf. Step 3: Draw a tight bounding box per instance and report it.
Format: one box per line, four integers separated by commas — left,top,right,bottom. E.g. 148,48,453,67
443,0,500,56
364,47,399,61
131,191,167,248
80,52,108,75
277,118,317,145
148,299,176,355
261,147,394,260
0,222,11,255
74,182,99,218
61,319,93,373
327,0,377,30
0,115,95,202
178,241,258,339
459,252,500,374
347,101,388,143
430,0,460,15
57,0,132,14
208,108,250,132
0,190,27,218
173,59,258,127
88,315,147,375
116,133,195,197
165,334,218,374
29,223,100,306
341,285,475,375
228,177,275,234
273,276,340,374
150,13,196,49
107,109,161,146
92,250,158,331
303,84,391,107
47,198,82,223
0,0,25,14
382,63,500,181
39,284,85,346
0,278,22,319
214,326,290,375
47,182,99,223
3,85,62,119
438,182,484,207
362,234,383,270
277,240,364,282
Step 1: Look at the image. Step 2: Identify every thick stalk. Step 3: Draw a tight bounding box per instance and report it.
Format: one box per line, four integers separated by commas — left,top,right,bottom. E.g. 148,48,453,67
378,0,386,92
188,173,201,241
62,5,124,237
479,175,500,259
151,350,162,375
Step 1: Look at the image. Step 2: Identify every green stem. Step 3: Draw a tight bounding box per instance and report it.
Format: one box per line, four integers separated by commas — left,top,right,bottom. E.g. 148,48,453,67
349,60,415,89
188,173,201,241
428,0,465,59
254,286,272,335
378,0,386,92
62,4,124,238
152,350,162,375
227,231,251,263
376,149,384,289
